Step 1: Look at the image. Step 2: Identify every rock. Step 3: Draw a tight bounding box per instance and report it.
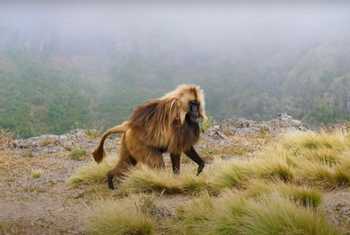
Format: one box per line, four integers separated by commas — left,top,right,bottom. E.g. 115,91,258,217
205,113,307,138
11,114,306,157
13,129,120,157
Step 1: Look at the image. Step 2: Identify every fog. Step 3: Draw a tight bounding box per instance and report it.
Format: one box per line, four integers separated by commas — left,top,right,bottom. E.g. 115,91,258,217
1,3,349,58
1,2,350,136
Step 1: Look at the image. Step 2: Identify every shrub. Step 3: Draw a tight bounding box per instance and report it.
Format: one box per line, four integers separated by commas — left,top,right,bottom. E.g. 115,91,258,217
69,148,87,161
85,129,100,139
200,115,214,132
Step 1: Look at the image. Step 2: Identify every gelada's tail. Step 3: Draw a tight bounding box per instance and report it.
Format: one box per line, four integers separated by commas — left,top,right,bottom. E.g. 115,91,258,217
92,121,129,163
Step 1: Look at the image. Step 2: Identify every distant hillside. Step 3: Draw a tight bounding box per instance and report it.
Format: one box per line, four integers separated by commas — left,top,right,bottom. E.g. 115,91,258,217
1,39,350,138
1,4,350,137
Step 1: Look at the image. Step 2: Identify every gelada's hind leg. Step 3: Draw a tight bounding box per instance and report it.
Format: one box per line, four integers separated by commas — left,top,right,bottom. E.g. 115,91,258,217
107,138,135,190
129,143,165,169
125,130,165,169
142,150,165,169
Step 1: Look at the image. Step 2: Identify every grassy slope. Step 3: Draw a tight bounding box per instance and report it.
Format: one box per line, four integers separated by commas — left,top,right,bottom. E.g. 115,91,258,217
70,131,350,234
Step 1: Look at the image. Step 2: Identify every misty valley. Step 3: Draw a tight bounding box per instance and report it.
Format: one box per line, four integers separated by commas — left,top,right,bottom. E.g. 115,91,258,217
1,3,350,137
1,2,350,235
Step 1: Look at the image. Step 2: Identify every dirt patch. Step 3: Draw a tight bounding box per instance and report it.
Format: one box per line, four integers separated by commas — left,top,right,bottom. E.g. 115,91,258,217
0,151,90,234
323,191,350,235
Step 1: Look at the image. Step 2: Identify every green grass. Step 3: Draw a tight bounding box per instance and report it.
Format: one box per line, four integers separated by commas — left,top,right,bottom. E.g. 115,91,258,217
31,169,42,179
86,196,155,235
85,129,100,139
69,148,87,161
199,115,214,132
0,221,22,235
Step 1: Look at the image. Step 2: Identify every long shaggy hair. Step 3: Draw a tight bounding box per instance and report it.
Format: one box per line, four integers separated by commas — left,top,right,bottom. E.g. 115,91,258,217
128,84,206,153
92,84,207,189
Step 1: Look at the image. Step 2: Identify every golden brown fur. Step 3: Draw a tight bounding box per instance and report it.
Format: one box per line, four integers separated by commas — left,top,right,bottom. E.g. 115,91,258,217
92,84,206,189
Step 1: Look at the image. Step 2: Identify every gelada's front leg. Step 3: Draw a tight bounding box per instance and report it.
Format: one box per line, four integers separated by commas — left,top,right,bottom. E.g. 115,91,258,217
184,146,205,175
170,153,181,174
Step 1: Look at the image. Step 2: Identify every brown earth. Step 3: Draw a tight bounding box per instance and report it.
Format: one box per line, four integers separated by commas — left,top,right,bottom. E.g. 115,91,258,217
1,116,349,235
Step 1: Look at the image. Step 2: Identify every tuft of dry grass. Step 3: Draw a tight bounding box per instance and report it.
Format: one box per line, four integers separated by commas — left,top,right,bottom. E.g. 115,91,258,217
85,195,155,235
70,131,350,193
0,129,14,149
175,192,340,235
69,148,87,161
175,193,214,235
21,148,34,158
211,161,253,189
77,130,350,234
281,131,350,151
85,129,100,139
31,169,42,179
254,158,294,182
67,155,117,186
0,221,24,235
243,180,322,207
120,166,212,195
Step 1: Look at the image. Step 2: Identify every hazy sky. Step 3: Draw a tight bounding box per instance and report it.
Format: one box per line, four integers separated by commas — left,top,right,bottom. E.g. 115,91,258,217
1,2,349,46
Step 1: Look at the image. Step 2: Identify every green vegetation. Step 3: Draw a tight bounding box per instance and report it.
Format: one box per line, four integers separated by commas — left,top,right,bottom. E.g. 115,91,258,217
199,115,214,132
69,148,87,161
2,35,350,138
0,51,92,138
85,129,100,139
31,169,42,179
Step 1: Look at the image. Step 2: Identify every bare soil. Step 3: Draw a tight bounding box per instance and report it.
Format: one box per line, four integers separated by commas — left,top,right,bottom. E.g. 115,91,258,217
1,129,350,234
0,148,195,235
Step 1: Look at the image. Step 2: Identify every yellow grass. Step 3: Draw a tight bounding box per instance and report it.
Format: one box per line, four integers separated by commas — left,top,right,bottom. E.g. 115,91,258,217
70,131,350,193
81,130,350,234
67,155,117,186
120,165,213,195
175,192,340,235
243,180,322,207
31,169,43,179
86,195,155,235
69,148,87,161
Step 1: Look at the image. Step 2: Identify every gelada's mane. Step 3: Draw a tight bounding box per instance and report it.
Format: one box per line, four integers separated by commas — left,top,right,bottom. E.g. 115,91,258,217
129,84,206,148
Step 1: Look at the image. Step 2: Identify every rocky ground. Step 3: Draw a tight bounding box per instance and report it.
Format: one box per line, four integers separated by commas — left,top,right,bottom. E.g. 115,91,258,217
1,114,350,234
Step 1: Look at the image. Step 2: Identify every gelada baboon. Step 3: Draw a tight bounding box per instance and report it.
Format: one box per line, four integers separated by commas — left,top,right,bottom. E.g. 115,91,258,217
92,84,207,189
